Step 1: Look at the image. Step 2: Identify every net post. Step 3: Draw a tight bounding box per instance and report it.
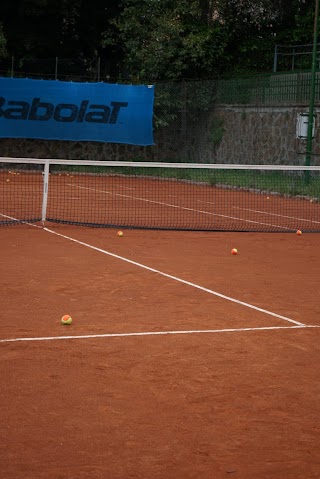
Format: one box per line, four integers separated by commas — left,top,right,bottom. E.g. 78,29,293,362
41,160,50,224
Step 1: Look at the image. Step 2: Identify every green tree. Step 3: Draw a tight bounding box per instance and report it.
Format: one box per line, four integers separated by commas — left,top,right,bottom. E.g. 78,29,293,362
103,0,318,79
0,0,118,59
219,0,316,73
0,0,121,78
0,23,7,59
103,0,228,81
0,0,317,79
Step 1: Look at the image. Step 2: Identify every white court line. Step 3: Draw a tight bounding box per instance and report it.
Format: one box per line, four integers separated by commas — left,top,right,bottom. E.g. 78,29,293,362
42,226,304,326
232,206,320,225
197,200,320,226
0,325,319,344
71,184,291,231
0,213,305,327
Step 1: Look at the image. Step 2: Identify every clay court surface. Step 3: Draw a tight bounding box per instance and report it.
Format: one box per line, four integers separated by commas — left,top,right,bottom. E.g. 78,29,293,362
1,224,320,478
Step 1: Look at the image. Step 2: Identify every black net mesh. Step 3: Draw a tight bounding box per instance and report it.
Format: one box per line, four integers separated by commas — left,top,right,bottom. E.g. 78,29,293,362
1,160,320,232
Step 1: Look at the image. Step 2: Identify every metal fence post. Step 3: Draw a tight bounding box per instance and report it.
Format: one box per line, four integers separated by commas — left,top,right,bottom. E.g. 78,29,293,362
305,0,319,177
273,46,278,72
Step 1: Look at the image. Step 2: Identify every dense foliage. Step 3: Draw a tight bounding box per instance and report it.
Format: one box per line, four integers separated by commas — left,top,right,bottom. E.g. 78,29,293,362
0,0,317,80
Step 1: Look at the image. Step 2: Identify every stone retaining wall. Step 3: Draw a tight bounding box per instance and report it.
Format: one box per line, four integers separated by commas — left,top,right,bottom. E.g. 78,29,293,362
1,105,319,165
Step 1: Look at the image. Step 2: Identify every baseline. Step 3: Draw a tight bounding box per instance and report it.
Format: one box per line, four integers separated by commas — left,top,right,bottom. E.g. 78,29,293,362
1,325,319,344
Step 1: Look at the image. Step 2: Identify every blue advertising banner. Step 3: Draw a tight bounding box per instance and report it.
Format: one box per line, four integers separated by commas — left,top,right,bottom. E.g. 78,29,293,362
0,78,154,145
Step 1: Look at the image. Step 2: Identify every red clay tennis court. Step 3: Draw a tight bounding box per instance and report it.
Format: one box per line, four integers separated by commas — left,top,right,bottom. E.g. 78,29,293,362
1,222,320,479
1,158,320,478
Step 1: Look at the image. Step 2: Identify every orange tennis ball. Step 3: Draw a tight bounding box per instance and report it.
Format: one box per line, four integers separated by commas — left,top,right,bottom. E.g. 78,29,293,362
61,314,73,325
117,231,123,237
296,230,302,235
231,248,238,255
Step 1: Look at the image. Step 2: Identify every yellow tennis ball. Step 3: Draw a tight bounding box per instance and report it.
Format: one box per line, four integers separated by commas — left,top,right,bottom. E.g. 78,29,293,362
61,314,72,325
117,231,123,237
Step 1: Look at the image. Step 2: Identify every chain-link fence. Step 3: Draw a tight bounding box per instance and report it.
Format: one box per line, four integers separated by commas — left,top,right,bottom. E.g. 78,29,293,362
217,72,320,105
1,58,319,105
0,57,105,82
0,62,319,165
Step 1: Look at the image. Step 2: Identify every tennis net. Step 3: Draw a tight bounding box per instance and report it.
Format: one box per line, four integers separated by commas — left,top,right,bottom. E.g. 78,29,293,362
1,157,320,232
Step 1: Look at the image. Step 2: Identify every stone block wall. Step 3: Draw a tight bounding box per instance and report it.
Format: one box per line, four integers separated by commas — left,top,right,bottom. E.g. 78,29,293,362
210,106,320,165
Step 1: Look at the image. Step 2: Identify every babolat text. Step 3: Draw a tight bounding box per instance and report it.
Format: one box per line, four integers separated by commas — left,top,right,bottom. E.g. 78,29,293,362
0,97,128,123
